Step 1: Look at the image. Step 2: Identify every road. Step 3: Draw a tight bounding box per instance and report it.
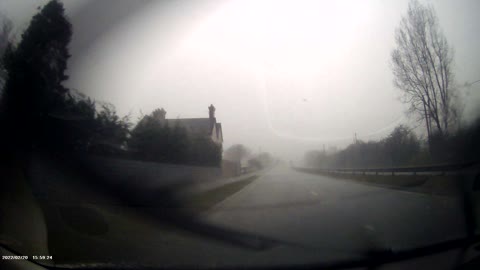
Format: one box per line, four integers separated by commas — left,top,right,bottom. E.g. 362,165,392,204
3,159,472,268
204,164,468,256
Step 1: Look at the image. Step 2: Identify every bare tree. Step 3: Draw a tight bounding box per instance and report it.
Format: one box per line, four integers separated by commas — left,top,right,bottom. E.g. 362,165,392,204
391,0,455,145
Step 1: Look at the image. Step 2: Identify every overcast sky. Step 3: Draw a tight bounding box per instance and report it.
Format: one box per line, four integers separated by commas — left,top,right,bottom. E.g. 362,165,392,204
1,0,479,161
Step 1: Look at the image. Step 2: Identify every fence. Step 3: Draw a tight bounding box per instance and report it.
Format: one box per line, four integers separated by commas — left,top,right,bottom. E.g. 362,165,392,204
294,161,477,176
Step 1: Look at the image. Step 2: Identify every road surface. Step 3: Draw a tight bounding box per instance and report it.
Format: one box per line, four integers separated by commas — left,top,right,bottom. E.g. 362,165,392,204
4,160,472,269
204,164,467,255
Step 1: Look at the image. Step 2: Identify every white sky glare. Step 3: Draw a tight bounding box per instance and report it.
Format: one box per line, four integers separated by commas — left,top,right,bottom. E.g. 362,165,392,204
2,0,480,161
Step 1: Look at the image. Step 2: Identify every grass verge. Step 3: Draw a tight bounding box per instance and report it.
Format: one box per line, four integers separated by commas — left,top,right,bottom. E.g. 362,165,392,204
303,171,461,196
182,175,258,211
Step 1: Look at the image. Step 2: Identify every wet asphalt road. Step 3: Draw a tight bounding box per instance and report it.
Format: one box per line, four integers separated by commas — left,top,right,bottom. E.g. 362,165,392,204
204,164,467,254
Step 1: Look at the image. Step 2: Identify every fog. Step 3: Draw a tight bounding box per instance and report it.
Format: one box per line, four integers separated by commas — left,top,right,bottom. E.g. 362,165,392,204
2,0,480,162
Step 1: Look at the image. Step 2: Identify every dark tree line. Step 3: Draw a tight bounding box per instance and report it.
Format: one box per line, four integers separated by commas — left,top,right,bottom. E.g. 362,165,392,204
306,0,479,170
128,111,222,166
0,0,130,155
0,0,222,167
305,122,480,169
428,119,480,164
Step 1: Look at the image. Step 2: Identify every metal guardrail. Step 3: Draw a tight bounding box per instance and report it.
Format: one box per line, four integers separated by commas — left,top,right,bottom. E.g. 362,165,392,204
294,161,478,176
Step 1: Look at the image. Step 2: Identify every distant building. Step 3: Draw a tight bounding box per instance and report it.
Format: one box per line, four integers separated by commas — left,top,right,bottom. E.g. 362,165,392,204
150,104,223,145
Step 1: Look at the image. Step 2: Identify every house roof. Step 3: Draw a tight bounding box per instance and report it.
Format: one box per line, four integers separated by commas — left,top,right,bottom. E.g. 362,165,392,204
136,105,222,143
165,118,214,136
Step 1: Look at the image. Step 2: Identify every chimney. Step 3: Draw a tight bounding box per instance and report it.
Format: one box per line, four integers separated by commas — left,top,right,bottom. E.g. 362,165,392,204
208,104,215,119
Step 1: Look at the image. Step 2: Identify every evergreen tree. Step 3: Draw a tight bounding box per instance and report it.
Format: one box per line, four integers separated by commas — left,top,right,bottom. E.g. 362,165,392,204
1,0,72,150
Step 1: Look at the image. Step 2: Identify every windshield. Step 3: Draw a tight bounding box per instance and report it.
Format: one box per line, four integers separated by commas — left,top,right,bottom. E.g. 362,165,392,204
1,0,480,269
